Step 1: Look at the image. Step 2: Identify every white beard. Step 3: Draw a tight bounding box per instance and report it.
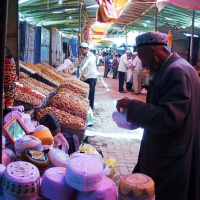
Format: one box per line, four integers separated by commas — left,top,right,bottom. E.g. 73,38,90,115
146,68,158,85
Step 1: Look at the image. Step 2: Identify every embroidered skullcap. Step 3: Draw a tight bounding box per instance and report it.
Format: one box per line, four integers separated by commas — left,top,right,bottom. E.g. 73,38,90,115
136,31,168,47
126,49,131,53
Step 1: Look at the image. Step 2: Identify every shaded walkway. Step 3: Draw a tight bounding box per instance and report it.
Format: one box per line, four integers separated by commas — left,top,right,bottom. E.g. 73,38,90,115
86,65,147,187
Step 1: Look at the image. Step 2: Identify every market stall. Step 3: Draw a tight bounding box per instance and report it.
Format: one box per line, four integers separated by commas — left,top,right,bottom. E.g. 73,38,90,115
0,57,120,199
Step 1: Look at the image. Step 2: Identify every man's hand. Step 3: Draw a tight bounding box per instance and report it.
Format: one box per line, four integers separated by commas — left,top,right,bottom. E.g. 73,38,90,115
116,97,133,112
130,65,134,70
80,75,85,81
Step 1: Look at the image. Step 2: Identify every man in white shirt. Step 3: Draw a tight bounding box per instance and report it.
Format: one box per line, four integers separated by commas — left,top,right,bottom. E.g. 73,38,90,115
79,42,97,110
118,50,131,93
132,53,143,94
126,52,138,91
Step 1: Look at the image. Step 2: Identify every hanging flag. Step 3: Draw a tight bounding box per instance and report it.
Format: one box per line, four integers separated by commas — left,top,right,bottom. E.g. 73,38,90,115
96,0,117,23
167,29,173,52
84,26,90,41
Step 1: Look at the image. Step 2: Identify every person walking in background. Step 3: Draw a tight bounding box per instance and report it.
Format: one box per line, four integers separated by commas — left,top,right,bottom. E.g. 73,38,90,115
126,52,137,91
118,50,131,93
112,54,119,79
116,32,200,200
79,42,97,110
132,52,143,95
98,52,103,66
103,53,110,78
96,53,99,69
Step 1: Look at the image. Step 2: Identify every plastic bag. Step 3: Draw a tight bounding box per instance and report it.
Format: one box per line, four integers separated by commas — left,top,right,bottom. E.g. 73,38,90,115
79,144,99,154
87,107,94,126
104,158,117,179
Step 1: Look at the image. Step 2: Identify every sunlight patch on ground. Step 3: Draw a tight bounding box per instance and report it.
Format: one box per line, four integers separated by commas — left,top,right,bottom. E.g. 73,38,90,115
96,71,101,76
85,128,143,140
113,100,117,106
100,77,109,88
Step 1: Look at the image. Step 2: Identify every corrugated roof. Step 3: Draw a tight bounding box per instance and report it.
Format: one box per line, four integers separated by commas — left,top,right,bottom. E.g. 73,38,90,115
19,0,200,39
178,25,200,37
157,23,188,40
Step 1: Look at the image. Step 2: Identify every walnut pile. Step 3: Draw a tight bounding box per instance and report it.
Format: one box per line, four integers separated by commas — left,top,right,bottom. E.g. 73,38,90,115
47,95,88,121
59,82,88,97
37,107,86,130
64,76,89,90
19,78,50,97
14,89,42,108
57,87,89,104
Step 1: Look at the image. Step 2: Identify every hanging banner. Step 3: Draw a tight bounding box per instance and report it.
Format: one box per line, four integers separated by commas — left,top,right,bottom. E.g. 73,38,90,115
96,0,117,23
167,29,173,52
84,26,90,41
157,0,200,10
69,37,77,57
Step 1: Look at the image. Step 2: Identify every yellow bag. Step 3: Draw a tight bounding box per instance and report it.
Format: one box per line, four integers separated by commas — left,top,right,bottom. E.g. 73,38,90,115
104,158,117,179
79,144,99,154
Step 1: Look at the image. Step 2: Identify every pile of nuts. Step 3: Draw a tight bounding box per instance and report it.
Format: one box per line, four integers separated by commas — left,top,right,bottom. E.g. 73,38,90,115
37,107,86,130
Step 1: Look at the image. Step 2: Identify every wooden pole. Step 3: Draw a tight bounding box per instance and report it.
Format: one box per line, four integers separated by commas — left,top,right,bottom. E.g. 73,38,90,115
125,26,128,50
0,0,9,164
190,10,195,65
77,0,82,78
154,4,158,32
78,0,82,58
81,9,86,42
7,0,19,77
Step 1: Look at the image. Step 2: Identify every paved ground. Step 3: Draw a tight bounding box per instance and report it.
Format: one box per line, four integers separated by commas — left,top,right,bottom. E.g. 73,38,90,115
85,65,147,189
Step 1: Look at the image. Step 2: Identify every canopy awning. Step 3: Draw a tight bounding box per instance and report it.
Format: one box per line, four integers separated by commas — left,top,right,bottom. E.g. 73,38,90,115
160,0,200,10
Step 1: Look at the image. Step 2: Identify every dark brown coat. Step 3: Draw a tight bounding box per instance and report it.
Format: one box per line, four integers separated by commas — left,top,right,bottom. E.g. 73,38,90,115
127,53,200,200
